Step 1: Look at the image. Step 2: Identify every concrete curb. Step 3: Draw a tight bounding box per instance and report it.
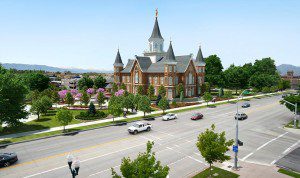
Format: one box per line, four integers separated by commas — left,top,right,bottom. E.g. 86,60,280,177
0,116,161,148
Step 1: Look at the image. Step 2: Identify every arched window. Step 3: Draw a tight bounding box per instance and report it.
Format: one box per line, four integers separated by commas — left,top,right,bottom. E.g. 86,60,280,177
189,73,193,84
135,72,139,83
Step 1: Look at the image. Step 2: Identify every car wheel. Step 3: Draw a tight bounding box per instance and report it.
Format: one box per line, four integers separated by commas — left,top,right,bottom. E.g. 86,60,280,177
134,130,138,135
4,162,10,167
147,127,151,131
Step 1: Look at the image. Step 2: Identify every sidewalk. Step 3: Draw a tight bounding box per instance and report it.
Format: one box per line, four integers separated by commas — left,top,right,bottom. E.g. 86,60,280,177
0,92,279,140
219,161,289,178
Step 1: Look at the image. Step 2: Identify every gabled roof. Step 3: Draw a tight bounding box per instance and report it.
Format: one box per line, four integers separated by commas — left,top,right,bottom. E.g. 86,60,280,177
136,56,152,72
194,46,205,66
146,55,191,73
121,59,134,73
149,17,163,41
164,42,176,62
113,49,123,66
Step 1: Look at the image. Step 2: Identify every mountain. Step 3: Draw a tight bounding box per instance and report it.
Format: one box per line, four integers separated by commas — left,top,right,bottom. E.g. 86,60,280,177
277,64,300,76
1,63,112,73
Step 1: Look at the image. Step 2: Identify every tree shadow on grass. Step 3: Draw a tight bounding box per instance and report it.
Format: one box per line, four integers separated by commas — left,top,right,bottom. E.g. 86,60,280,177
0,123,49,136
62,128,81,136
35,118,52,122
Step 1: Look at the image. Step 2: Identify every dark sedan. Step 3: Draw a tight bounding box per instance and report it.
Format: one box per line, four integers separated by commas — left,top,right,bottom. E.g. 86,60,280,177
235,113,248,120
191,113,203,120
242,103,250,108
0,153,18,167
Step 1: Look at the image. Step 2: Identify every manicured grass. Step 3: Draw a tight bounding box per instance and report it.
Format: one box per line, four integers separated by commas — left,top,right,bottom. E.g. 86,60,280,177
278,168,300,178
0,109,108,136
285,120,300,129
193,166,239,178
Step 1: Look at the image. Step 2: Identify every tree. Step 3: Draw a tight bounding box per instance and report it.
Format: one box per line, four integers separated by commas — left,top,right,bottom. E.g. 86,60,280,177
123,93,134,112
108,96,123,121
112,83,118,93
223,91,233,102
158,85,166,96
51,90,60,104
252,57,277,75
281,95,300,114
219,88,224,97
224,65,247,94
78,76,94,90
176,83,184,97
96,92,106,109
65,92,74,106
56,109,73,132
249,74,280,90
133,94,141,111
111,141,169,178
205,55,225,89
180,91,184,102
282,80,291,90
0,72,28,126
137,85,144,95
196,124,234,177
94,76,106,88
81,92,90,106
203,92,213,106
89,102,96,115
138,96,151,117
30,96,52,119
25,72,50,92
158,97,169,114
147,85,155,99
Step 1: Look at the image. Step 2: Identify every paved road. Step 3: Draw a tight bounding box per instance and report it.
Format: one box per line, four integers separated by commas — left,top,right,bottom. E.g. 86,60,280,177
0,95,299,178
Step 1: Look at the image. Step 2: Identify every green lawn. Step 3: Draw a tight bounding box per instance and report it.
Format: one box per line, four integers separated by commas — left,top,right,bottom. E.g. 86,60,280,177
278,168,300,178
193,166,239,178
0,109,108,136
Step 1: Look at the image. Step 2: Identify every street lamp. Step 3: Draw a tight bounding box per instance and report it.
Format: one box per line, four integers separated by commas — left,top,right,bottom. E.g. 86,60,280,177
67,154,80,178
282,99,298,128
233,89,248,170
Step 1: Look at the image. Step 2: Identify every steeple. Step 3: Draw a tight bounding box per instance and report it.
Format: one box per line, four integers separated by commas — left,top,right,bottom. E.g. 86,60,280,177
195,45,205,66
165,41,176,62
113,49,124,67
149,9,164,41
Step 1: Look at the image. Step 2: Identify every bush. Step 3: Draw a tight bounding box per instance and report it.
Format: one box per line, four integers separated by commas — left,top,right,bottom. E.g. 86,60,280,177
75,110,107,120
171,101,177,107
262,87,270,93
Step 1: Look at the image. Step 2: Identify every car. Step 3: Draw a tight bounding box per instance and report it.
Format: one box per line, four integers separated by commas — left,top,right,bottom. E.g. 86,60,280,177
191,113,203,120
162,113,177,121
235,113,248,120
0,153,18,167
128,122,152,134
242,102,250,108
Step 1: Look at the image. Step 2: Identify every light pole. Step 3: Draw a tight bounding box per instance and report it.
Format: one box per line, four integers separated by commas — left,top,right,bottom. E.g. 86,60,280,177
282,99,298,128
233,89,248,170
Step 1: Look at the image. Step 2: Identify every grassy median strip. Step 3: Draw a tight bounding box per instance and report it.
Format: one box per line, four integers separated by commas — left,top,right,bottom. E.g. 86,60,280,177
278,168,300,178
193,166,239,178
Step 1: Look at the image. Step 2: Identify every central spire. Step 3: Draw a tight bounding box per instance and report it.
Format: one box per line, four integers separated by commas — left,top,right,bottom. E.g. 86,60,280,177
149,9,163,41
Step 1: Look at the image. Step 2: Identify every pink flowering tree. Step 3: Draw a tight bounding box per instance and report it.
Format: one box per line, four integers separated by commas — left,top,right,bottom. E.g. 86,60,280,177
86,88,95,95
70,89,78,96
58,90,68,101
97,88,105,93
115,89,125,97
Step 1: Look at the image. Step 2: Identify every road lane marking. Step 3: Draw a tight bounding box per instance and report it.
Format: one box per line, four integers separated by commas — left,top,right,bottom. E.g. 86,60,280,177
282,140,300,155
155,130,175,137
270,160,277,165
241,132,289,161
24,143,146,178
168,156,188,166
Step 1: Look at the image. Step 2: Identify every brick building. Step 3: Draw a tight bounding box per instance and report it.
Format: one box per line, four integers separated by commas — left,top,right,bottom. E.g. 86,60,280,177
113,11,206,99
282,71,300,89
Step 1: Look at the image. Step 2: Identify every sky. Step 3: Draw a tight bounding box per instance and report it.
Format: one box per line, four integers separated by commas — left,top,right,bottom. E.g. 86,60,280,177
0,0,299,70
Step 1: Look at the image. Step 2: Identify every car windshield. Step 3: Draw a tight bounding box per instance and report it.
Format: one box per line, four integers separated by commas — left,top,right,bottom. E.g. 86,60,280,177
132,123,139,127
193,113,200,116
167,114,173,116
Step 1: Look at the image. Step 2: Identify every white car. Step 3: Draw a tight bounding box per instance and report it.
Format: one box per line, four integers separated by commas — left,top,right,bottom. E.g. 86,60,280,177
162,113,177,121
128,122,152,134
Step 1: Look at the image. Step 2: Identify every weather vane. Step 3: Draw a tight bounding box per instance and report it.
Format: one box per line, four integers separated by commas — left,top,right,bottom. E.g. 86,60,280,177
155,8,158,17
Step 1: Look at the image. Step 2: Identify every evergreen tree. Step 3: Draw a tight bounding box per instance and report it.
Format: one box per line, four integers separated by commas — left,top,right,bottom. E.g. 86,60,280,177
138,96,152,117
147,85,155,99
89,102,96,115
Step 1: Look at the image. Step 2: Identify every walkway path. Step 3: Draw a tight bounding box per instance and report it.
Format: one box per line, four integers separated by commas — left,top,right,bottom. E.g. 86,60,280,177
0,92,279,140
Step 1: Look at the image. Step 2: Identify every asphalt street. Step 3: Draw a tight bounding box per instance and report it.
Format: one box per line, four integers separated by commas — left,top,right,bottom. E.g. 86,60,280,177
0,95,299,178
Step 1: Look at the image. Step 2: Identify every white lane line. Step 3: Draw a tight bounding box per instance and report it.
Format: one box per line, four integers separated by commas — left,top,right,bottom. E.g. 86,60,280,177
24,143,145,178
188,156,203,164
168,156,188,166
194,152,201,156
89,148,169,177
241,152,254,161
270,160,277,165
282,140,300,155
139,135,154,141
241,132,289,161
256,132,288,151
174,144,180,148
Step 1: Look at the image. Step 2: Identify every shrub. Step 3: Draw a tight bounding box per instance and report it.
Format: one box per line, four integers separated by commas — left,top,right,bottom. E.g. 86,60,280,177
75,110,107,120
262,87,270,93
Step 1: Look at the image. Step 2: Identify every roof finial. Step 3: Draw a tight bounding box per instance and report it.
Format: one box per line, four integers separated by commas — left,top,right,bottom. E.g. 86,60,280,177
155,8,158,18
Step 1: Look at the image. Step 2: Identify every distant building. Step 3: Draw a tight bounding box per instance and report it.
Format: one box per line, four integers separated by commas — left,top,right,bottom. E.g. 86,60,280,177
282,70,300,89
113,10,205,99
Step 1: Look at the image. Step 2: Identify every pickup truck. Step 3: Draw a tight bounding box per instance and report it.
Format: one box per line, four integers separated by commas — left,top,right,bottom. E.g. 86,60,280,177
128,122,152,134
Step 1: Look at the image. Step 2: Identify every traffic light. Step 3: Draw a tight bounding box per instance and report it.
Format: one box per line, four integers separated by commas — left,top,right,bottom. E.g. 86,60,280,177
238,139,243,146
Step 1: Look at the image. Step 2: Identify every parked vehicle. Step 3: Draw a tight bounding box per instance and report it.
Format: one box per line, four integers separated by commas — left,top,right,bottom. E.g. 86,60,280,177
191,113,203,120
0,153,18,167
128,122,152,134
235,113,248,120
242,103,250,108
162,113,177,121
